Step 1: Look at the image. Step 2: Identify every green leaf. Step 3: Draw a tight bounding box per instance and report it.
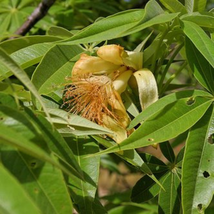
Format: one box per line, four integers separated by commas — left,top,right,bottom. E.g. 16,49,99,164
47,26,74,38
182,106,214,214
46,108,112,136
140,153,168,173
0,105,82,180
0,92,18,109
1,147,73,214
23,107,83,176
92,135,163,187
66,136,107,214
131,172,169,203
185,0,207,12
0,164,40,214
159,141,175,163
94,96,213,154
0,82,31,101
185,37,214,94
32,45,83,95
0,43,55,80
182,21,214,69
0,48,51,121
158,172,181,214
0,36,61,54
122,5,179,36
181,12,214,28
108,202,158,214
129,90,212,130
62,9,146,44
160,0,187,15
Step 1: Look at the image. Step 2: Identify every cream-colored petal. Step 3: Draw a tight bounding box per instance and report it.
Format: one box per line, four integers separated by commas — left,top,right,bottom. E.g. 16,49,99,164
102,114,127,143
97,45,125,65
113,69,133,94
72,53,120,77
123,51,143,70
129,69,158,110
105,84,130,128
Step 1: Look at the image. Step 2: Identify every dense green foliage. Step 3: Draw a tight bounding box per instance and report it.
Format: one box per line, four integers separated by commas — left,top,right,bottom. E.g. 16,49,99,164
0,0,214,214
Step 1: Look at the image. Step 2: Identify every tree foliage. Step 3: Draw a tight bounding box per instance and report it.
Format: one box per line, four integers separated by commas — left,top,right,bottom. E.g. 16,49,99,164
0,0,214,213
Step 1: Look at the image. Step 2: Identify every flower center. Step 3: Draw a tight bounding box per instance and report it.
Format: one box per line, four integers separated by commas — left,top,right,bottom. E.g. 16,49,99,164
63,75,119,124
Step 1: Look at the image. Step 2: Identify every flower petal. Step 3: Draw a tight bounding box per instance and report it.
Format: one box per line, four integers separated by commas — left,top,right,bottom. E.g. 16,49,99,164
123,51,143,70
129,69,158,110
106,84,130,128
102,114,127,143
72,53,119,77
113,69,133,94
97,45,125,65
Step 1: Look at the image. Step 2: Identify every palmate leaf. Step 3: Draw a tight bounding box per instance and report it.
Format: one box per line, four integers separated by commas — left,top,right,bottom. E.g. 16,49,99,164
92,96,213,156
0,164,40,214
158,172,181,214
182,106,214,213
131,171,169,203
92,136,163,188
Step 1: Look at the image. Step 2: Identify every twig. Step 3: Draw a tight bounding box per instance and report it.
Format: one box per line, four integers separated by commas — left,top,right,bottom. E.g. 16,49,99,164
14,0,56,36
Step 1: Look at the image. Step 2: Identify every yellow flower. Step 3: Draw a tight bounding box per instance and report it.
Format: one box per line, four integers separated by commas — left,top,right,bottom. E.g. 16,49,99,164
63,44,158,143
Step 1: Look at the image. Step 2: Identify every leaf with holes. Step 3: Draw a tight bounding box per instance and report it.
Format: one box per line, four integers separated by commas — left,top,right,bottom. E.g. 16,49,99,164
92,96,213,155
182,106,214,214
128,90,211,130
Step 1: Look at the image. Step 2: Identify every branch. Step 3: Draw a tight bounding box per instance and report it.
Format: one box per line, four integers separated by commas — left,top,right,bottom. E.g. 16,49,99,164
14,0,56,36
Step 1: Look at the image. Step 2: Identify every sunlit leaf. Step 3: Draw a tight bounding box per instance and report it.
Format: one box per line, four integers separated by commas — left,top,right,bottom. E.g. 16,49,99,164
93,96,213,154
66,136,107,214
158,172,181,214
0,164,40,214
32,45,83,95
1,146,73,214
182,106,214,213
182,21,214,69
0,48,51,120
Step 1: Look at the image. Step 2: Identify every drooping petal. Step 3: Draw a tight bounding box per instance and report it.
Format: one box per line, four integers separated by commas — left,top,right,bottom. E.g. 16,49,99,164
102,114,127,143
97,44,126,65
129,69,158,110
72,53,120,77
105,84,130,129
